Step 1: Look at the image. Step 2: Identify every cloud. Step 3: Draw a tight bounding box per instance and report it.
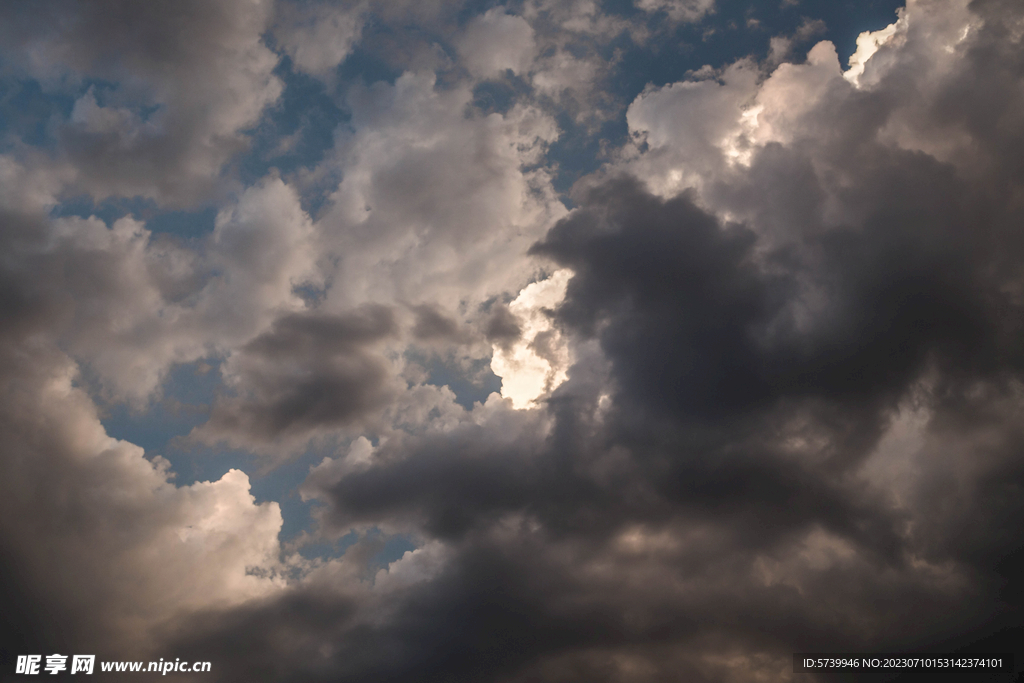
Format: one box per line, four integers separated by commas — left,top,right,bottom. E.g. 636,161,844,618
0,337,286,659
490,269,572,408
531,178,783,420
317,71,564,313
767,17,827,66
0,174,302,658
634,0,716,23
193,306,399,450
3,0,1024,681
0,0,283,206
163,1,1024,679
517,0,642,124
410,304,467,343
274,1,366,77
458,8,536,79
39,176,321,404
301,394,554,538
484,302,523,347
623,59,760,193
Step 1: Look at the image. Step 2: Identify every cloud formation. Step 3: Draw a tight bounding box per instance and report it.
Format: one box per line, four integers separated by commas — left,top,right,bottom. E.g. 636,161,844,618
195,306,399,448
0,0,283,206
2,0,1023,681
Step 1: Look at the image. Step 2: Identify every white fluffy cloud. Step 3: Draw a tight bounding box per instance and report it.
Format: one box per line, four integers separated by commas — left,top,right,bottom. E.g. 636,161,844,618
490,269,572,409
458,8,536,79
318,71,565,313
624,60,760,196
275,1,366,77
624,0,991,207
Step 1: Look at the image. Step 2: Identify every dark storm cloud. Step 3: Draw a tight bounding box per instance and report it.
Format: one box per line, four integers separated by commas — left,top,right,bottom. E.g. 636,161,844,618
196,306,398,444
534,165,1011,424
176,433,1005,683
315,147,1019,564
533,177,785,420
310,416,578,540
170,534,625,683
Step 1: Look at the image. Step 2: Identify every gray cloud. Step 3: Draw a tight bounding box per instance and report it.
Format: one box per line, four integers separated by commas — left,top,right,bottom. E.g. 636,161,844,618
484,302,523,348
194,306,399,447
0,242,287,666
0,0,282,206
410,304,466,343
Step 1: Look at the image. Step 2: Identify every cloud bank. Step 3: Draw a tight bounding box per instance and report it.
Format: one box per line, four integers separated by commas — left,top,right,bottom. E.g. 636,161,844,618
1,0,1022,681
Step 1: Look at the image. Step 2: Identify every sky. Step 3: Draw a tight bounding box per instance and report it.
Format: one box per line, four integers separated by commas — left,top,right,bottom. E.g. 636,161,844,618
1,0,1023,681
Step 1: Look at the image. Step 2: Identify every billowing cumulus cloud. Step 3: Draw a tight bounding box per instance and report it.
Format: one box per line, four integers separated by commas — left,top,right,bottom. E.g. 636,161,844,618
2,0,1024,681
21,175,322,405
317,70,564,312
0,0,283,206
458,9,537,79
0,310,286,662
490,269,572,408
274,0,366,78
